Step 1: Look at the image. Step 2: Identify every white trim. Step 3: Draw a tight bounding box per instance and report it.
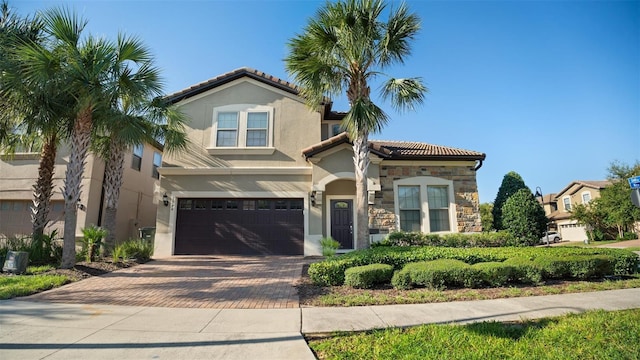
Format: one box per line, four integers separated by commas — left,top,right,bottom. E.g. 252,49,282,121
211,104,274,149
393,176,457,234
562,196,572,212
313,172,381,191
326,195,357,251
206,147,276,155
581,191,592,204
158,166,311,176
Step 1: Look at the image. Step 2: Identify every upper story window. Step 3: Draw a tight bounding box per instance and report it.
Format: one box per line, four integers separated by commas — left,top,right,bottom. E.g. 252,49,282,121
563,196,571,211
132,144,143,171
152,151,162,179
321,121,344,140
581,191,591,204
210,104,274,154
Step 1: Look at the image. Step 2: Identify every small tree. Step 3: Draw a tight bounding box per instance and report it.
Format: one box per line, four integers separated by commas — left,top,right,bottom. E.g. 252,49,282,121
502,188,547,246
479,202,494,232
492,171,528,230
571,201,611,242
600,161,640,238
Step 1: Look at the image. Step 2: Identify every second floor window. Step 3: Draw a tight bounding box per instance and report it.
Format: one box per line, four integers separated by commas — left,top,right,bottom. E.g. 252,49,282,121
563,196,571,211
132,144,143,171
582,192,591,204
152,152,162,179
212,105,273,148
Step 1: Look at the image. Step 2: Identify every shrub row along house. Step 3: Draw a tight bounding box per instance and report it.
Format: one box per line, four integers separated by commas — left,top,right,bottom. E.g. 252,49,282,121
153,68,486,257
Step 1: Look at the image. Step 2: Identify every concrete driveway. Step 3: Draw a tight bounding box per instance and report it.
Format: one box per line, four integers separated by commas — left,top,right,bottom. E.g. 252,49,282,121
22,256,309,309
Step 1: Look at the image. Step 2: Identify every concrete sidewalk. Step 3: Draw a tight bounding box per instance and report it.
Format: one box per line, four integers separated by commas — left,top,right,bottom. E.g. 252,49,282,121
2,288,640,359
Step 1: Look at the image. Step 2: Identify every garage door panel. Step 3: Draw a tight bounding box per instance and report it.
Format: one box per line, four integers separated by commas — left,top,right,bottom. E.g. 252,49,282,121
175,198,303,255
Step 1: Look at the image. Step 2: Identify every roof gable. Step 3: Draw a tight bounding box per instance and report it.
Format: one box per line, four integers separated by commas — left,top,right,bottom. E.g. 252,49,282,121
555,180,612,197
165,67,300,104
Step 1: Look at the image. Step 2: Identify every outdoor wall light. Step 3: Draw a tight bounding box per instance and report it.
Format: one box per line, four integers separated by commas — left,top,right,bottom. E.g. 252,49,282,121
162,193,169,207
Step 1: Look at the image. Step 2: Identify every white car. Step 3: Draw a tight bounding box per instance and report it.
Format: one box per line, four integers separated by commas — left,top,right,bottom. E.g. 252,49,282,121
540,231,562,244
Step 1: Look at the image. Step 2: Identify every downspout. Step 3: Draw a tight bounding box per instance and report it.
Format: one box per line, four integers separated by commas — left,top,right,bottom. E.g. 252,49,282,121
473,159,484,171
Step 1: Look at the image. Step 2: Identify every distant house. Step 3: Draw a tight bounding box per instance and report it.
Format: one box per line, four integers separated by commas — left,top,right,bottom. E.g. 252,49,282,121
153,67,486,257
0,142,162,243
543,180,612,241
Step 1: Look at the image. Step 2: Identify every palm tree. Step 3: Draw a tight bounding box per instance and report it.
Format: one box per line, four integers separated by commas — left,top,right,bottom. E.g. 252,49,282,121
95,95,187,251
0,1,74,241
285,0,427,249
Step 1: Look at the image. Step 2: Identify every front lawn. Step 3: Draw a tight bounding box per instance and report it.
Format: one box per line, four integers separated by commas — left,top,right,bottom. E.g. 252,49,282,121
0,273,69,299
307,308,640,360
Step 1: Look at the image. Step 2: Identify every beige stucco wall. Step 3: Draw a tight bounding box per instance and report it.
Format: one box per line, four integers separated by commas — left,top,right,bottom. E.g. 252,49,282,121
162,79,320,169
0,142,160,245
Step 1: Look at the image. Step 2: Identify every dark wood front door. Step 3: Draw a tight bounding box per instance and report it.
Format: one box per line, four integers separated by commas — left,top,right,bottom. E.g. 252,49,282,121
330,199,353,249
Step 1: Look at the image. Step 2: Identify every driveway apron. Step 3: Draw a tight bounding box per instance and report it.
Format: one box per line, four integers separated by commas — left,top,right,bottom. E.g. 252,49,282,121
21,256,308,309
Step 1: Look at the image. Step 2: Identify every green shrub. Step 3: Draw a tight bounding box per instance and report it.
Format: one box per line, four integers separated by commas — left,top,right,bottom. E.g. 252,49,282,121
308,246,637,286
344,264,394,289
112,238,153,262
391,270,412,290
472,262,514,287
80,225,107,262
0,232,62,267
533,257,571,279
320,236,340,257
392,259,481,290
380,231,515,248
503,257,543,284
565,255,614,279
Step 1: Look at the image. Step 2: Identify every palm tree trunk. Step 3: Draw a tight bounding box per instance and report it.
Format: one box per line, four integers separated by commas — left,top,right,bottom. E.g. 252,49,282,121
102,139,125,251
353,133,370,250
31,133,57,240
61,108,92,268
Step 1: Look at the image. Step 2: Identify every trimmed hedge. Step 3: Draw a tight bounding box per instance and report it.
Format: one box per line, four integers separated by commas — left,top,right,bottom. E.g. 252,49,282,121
377,231,517,248
308,246,638,286
472,262,515,287
391,259,481,290
344,264,394,289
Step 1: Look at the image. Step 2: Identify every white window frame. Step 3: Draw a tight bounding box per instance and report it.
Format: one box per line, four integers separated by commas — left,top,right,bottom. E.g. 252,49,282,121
132,144,143,171
563,196,572,211
581,191,591,204
152,151,162,179
393,176,457,234
209,104,275,155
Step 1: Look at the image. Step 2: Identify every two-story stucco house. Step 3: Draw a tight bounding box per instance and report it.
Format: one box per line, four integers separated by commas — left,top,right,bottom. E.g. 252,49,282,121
546,180,612,241
0,142,162,243
154,68,486,257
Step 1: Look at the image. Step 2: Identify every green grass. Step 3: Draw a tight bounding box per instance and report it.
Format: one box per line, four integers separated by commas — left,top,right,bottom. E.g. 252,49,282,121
311,276,640,306
0,274,69,299
308,309,640,360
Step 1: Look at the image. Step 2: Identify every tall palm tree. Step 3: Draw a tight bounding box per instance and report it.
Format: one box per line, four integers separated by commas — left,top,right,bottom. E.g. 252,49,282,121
95,94,187,251
286,0,427,249
0,1,74,241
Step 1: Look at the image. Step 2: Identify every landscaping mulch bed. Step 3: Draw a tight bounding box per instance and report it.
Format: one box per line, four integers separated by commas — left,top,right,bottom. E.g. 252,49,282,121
1,260,144,281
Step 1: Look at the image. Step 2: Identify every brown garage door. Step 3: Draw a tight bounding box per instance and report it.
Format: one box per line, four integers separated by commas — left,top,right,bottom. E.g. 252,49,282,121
175,198,304,255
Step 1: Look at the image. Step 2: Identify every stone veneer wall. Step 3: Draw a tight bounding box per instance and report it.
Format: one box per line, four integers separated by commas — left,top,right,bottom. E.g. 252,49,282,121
369,165,482,233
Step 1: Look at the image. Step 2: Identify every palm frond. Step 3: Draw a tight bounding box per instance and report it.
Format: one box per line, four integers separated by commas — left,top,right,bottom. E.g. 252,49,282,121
381,77,427,112
342,98,388,136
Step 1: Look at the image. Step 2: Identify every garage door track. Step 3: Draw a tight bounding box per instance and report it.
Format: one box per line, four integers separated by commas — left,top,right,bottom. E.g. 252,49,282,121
23,256,309,309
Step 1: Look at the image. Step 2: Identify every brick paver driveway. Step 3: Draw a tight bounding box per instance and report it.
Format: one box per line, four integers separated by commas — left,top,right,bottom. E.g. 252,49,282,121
23,256,310,309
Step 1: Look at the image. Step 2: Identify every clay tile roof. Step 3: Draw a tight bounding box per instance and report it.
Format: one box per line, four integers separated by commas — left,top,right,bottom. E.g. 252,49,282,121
370,140,486,160
165,67,300,104
302,133,486,161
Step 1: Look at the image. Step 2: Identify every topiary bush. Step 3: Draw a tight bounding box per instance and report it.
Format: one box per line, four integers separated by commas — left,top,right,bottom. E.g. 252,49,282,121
344,263,394,289
503,256,543,284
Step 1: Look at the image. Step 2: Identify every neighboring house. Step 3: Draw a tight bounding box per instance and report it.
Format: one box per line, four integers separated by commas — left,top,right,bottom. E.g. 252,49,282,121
0,142,162,243
546,180,611,241
154,67,486,257
537,193,558,231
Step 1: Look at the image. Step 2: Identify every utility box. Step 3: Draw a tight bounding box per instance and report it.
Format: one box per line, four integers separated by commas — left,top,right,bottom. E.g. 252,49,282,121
138,227,156,244
3,251,29,274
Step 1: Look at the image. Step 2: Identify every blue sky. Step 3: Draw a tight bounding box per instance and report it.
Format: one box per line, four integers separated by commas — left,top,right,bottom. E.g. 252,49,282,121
13,0,640,203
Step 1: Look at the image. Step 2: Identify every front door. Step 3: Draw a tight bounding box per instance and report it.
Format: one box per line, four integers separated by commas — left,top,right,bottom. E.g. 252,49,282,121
330,199,354,249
